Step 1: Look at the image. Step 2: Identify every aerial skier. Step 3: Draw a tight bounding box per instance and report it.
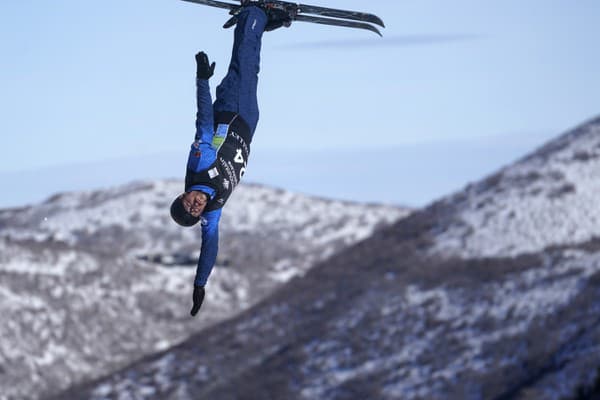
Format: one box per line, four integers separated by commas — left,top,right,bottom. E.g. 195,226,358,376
171,1,383,317
169,3,292,316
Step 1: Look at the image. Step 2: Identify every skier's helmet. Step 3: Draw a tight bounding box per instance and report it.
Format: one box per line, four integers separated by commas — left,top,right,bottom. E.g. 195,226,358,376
170,195,201,227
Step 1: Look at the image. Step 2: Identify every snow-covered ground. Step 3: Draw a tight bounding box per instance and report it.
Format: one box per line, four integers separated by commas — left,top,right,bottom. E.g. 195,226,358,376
431,116,600,258
70,243,600,400
0,181,408,400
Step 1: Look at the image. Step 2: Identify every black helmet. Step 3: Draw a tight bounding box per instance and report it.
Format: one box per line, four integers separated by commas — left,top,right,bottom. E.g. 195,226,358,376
170,195,201,227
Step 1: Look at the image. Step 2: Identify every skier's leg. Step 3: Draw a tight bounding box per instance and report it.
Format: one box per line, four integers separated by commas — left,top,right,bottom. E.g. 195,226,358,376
213,6,267,137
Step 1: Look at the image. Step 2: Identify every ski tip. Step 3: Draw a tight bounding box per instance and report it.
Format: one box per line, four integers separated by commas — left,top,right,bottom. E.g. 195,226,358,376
369,25,383,37
373,16,385,28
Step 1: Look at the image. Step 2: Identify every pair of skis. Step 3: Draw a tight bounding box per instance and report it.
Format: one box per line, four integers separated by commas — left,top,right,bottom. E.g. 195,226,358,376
180,0,385,36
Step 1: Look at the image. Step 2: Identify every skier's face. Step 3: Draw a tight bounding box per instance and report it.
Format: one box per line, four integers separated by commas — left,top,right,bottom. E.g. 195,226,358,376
181,191,208,217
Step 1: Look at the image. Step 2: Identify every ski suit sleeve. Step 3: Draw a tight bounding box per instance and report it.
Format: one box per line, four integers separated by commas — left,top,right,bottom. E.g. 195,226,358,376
194,208,222,286
195,77,215,145
187,78,217,198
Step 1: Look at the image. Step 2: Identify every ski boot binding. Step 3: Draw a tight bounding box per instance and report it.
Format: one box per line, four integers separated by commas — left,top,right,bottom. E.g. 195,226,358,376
224,1,296,31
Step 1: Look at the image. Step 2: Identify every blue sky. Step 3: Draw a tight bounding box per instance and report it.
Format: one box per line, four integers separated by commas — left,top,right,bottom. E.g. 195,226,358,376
1,1,599,206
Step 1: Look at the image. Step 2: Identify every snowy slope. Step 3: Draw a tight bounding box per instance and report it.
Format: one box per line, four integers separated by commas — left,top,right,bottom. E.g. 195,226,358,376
64,246,600,400
57,115,600,400
432,115,600,258
0,181,408,400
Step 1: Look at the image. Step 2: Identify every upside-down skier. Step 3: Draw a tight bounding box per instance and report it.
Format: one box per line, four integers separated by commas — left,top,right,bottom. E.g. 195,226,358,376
170,3,292,316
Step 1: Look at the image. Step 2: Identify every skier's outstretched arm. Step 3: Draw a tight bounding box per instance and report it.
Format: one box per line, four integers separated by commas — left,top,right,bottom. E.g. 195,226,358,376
195,208,222,287
195,51,215,145
190,208,222,316
187,52,218,199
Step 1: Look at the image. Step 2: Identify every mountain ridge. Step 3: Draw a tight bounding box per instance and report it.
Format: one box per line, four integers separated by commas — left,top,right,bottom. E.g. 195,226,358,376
53,114,600,400
0,181,409,400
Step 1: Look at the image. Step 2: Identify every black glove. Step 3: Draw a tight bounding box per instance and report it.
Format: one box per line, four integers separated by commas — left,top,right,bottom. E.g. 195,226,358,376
190,285,205,317
195,52,216,80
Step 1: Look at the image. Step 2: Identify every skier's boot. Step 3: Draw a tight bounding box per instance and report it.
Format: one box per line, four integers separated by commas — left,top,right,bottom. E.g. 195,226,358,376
262,3,295,32
223,1,294,31
223,0,256,29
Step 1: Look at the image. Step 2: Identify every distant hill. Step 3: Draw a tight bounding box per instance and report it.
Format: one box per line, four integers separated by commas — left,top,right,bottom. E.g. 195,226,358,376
0,182,408,400
55,115,600,400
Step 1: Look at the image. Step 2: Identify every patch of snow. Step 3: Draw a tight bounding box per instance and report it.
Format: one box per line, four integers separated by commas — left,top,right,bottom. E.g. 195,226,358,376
432,120,600,258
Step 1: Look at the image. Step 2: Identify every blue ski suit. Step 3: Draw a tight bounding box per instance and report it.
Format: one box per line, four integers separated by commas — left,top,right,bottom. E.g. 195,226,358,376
185,6,267,287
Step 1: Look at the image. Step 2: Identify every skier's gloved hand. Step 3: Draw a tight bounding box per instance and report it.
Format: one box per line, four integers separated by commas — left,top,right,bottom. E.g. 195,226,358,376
195,52,216,80
190,285,205,317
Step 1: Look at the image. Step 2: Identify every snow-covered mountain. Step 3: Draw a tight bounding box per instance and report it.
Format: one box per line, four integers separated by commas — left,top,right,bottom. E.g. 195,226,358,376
431,116,600,258
56,115,600,400
0,181,408,400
